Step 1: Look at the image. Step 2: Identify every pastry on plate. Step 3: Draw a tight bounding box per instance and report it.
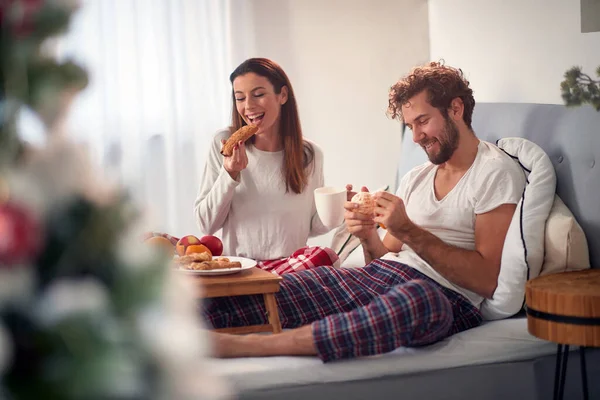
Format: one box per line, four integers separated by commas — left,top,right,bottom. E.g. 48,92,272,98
173,253,242,271
187,260,242,271
176,252,212,264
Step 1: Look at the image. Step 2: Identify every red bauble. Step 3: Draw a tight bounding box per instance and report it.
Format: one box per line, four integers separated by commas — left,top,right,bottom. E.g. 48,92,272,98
1,0,45,38
0,202,43,265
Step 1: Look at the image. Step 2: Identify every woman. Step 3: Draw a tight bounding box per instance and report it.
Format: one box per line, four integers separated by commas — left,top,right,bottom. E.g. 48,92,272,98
193,58,340,275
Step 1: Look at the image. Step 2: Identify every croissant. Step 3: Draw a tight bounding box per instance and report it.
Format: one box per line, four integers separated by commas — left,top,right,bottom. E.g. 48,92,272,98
190,260,242,270
176,252,212,264
220,125,259,156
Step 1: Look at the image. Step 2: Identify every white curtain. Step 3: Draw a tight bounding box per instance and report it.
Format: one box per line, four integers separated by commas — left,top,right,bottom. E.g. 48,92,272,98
54,0,235,237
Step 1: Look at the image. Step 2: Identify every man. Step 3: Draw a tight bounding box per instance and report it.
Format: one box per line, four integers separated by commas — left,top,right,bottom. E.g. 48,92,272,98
205,62,526,362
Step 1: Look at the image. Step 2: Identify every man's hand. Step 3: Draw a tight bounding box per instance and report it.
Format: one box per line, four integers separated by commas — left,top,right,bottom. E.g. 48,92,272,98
372,191,415,238
344,186,378,241
222,140,248,181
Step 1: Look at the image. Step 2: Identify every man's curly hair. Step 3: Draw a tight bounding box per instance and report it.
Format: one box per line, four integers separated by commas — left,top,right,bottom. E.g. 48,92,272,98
388,61,475,129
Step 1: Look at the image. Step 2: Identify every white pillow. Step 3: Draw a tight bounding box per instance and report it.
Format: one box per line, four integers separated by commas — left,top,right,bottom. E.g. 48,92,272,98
540,195,590,276
331,223,361,265
480,138,556,321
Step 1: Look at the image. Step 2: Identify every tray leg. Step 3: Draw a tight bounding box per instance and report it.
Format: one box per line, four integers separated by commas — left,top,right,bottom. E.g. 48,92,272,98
263,293,282,334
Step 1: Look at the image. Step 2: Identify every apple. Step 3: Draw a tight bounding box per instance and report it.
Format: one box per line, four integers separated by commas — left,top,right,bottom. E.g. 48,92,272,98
199,235,223,256
175,235,201,256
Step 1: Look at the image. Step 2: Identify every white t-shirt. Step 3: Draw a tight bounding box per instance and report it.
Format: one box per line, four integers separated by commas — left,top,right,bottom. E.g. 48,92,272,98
382,140,526,307
194,129,330,260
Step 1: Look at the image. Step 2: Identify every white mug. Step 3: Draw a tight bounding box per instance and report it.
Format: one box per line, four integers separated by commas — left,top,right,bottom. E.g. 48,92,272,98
314,186,346,229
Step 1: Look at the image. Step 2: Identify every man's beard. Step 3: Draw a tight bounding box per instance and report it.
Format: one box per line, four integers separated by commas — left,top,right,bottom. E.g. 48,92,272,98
424,118,460,165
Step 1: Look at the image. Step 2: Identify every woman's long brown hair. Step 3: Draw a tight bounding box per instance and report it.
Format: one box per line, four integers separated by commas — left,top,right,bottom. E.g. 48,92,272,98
229,58,314,194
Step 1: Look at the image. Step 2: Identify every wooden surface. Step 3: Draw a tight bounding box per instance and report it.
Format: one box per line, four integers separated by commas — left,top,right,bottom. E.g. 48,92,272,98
526,269,600,347
213,325,274,334
193,267,283,334
194,266,282,298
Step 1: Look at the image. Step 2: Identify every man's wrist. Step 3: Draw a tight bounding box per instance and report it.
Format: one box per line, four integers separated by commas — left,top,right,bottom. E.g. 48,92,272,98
359,230,380,247
391,221,419,244
359,230,386,261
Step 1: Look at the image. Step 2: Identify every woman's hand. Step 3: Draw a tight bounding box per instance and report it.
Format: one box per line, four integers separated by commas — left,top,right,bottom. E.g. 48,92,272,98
345,184,368,201
222,140,248,181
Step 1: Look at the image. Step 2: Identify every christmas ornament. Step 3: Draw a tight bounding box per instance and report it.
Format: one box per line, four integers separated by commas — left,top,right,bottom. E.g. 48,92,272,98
1,0,45,38
0,178,9,204
0,202,42,264
0,323,12,375
0,1,228,398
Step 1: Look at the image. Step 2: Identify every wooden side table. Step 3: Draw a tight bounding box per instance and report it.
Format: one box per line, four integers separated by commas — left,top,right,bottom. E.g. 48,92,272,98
192,267,283,334
526,269,600,400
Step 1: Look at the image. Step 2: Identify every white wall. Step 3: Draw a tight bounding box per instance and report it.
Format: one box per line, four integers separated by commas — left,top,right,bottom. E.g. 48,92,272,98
230,0,430,192
429,0,600,104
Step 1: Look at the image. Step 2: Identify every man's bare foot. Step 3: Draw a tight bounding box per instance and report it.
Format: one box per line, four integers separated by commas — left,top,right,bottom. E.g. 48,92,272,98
208,325,317,359
209,332,254,358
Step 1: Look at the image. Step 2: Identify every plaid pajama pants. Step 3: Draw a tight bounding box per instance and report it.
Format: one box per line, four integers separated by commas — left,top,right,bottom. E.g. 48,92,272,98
203,259,482,362
144,232,339,275
257,246,340,275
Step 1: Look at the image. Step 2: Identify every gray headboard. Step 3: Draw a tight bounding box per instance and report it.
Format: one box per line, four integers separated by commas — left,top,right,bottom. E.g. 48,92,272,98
397,103,600,269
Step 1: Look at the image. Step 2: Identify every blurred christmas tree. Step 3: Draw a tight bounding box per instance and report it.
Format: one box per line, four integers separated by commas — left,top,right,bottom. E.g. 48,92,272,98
560,66,600,111
0,1,228,399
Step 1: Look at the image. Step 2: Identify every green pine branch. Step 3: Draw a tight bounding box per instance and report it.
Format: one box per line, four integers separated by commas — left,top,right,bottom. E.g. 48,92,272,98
1,0,87,167
560,66,600,111
1,3,189,398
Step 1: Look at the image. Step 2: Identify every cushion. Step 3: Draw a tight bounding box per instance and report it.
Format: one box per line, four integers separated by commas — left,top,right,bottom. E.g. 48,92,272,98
480,138,556,321
540,195,590,276
331,225,361,265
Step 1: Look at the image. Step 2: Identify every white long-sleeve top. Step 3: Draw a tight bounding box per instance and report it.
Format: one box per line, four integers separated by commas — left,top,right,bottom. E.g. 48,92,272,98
194,129,330,260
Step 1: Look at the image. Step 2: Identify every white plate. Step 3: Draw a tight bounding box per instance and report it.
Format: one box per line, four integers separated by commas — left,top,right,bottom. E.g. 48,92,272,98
176,256,257,276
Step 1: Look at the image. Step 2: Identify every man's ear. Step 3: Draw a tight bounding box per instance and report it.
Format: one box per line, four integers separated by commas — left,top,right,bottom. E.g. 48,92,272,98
449,97,464,121
279,86,289,105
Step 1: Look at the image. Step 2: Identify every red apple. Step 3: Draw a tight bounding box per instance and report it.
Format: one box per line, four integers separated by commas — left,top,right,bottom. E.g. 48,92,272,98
199,235,223,257
175,235,201,256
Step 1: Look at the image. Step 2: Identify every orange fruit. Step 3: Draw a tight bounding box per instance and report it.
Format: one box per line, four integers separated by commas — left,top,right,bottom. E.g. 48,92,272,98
185,244,212,257
145,236,175,255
